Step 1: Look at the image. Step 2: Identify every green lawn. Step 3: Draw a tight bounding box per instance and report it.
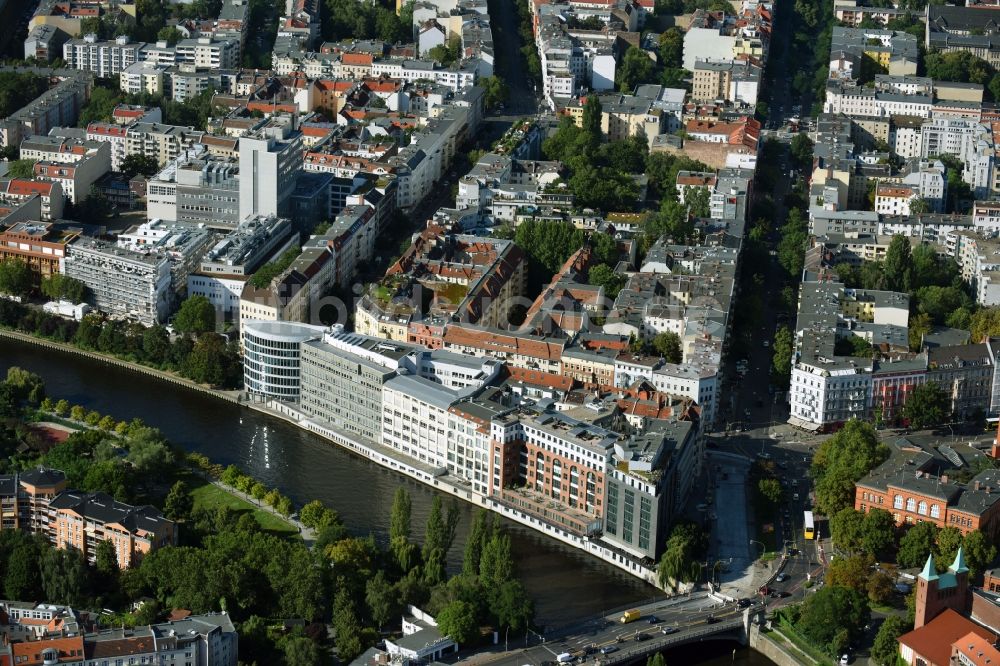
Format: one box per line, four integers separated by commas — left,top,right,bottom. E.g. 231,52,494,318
185,474,300,538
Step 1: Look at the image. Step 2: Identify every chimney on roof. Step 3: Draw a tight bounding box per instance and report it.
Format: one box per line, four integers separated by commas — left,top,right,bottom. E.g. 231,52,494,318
976,480,982,491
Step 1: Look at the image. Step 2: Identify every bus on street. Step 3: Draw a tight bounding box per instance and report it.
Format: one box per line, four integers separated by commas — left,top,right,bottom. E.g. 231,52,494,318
804,511,815,540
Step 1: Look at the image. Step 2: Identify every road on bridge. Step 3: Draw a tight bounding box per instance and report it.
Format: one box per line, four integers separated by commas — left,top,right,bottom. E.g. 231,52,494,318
471,595,757,666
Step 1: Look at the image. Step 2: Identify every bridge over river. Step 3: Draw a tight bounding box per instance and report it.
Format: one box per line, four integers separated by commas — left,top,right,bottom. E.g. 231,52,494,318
480,592,763,666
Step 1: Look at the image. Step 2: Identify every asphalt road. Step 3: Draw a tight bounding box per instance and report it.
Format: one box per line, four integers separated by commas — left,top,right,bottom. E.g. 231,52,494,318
486,0,541,116
479,596,752,666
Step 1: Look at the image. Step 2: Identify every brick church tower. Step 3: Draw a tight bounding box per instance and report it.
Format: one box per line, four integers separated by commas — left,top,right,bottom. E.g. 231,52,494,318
915,548,970,629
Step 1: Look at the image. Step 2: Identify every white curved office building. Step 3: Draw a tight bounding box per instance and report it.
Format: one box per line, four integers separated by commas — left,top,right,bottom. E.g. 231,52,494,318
242,320,326,401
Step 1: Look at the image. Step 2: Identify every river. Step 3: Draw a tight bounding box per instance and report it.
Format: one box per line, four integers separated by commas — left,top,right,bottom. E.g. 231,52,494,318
0,339,774,663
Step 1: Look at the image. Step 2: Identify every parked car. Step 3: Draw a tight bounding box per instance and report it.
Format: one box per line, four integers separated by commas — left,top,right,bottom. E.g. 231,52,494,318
776,573,789,582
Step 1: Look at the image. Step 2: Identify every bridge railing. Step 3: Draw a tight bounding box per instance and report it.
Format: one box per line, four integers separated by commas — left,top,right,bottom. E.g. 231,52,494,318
545,591,718,634
596,618,745,665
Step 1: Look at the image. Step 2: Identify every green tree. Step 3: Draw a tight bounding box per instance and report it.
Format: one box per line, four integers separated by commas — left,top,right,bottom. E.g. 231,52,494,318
647,655,666,666
812,420,889,515
299,500,339,530
6,159,36,179
871,616,910,666
173,296,216,334
935,527,964,567
862,508,897,558
142,326,172,366
772,326,794,387
4,542,41,601
436,599,478,643
971,307,1000,342
902,382,949,430
797,586,870,656
40,274,87,303
0,259,32,297
582,95,602,140
789,133,814,170
333,587,364,662
283,637,322,666
365,570,398,629
156,26,184,45
651,331,682,363
897,521,939,569
963,530,997,576
120,153,161,178
758,478,782,504
490,579,533,632
588,263,626,300
39,546,87,607
390,486,411,542
480,76,509,110
54,399,70,416
616,46,656,92
658,27,684,68
480,532,515,590
826,553,875,594
884,235,913,293
164,480,193,521
830,506,865,553
685,186,711,218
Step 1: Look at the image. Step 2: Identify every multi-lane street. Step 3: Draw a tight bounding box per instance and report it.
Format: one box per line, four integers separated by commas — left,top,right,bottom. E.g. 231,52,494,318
481,595,754,666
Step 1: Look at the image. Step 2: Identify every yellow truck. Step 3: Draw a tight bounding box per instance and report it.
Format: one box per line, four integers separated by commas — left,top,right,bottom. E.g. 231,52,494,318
619,609,641,624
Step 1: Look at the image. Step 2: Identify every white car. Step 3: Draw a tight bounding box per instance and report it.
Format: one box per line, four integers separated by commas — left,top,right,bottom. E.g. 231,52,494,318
840,654,850,665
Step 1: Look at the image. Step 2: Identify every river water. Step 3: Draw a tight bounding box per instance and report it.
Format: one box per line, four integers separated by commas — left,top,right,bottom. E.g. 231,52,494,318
0,339,774,663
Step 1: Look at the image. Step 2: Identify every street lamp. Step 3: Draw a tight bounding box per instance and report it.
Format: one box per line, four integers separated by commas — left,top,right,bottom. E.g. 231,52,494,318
750,539,766,559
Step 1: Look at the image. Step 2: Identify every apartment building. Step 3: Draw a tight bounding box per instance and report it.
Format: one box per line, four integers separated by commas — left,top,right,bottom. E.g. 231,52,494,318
126,122,205,168
0,72,91,148
604,420,697,560
356,230,526,342
0,613,237,666
920,118,994,198
691,58,761,105
0,468,176,568
0,179,64,220
85,122,129,171
32,149,110,203
0,221,79,283
382,368,494,471
51,490,176,568
926,343,994,420
952,230,1000,306
24,24,67,62
63,236,172,325
490,407,615,537
120,60,168,96
63,35,144,77
926,4,1000,69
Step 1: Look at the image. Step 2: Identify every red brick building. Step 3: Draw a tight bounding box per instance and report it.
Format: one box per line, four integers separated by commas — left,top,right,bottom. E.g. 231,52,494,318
855,454,1000,538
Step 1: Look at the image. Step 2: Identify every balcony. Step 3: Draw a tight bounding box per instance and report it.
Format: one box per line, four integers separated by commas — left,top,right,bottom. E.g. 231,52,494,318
493,487,601,537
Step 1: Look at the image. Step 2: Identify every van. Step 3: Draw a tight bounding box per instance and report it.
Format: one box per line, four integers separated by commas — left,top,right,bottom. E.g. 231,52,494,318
620,609,642,624
557,653,574,663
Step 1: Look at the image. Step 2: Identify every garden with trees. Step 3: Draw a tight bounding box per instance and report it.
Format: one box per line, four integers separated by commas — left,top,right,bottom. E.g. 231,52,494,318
0,367,535,665
0,299,241,389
